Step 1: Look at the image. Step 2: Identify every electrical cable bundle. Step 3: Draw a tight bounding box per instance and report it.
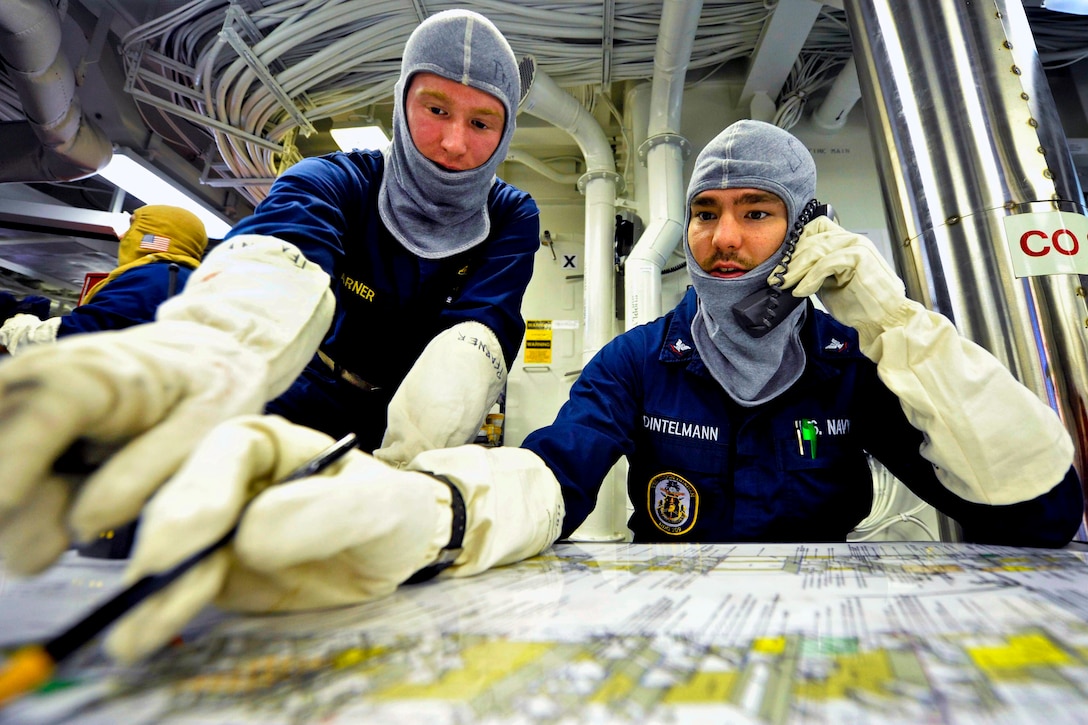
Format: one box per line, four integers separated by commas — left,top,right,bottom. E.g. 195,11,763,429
117,0,770,205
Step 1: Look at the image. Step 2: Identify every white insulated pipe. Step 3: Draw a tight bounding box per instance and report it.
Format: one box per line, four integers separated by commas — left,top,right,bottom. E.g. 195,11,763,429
505,148,583,186
624,0,703,331
625,82,653,218
580,176,617,363
0,0,111,181
518,59,622,366
812,56,862,132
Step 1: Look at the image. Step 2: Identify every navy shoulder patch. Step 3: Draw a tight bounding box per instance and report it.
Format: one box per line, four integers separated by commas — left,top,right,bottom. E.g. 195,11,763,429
666,337,693,359
822,336,851,354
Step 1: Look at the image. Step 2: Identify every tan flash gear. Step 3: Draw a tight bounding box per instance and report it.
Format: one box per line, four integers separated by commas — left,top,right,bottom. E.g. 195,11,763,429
84,205,210,304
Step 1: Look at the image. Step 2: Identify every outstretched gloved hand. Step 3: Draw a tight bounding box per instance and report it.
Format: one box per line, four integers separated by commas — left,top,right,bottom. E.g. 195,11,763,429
0,321,267,576
0,236,333,575
375,321,507,467
0,313,60,354
781,216,1073,506
105,414,564,663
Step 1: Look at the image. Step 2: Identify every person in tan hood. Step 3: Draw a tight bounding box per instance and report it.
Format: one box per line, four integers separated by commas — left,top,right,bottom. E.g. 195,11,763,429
0,204,208,354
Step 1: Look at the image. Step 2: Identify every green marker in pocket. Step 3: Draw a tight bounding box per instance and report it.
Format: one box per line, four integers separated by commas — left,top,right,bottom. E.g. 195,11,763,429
795,419,819,458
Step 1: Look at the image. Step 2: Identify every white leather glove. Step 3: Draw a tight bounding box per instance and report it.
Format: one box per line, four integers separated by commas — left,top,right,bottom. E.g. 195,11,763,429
782,217,1073,505
0,236,334,575
105,414,564,663
374,321,507,467
0,313,60,353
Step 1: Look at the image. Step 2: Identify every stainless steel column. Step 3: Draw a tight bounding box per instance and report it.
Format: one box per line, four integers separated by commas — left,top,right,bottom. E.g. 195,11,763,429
842,0,1088,527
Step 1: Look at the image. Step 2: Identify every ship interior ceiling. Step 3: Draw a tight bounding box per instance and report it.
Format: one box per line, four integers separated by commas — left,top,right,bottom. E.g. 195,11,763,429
0,0,1084,303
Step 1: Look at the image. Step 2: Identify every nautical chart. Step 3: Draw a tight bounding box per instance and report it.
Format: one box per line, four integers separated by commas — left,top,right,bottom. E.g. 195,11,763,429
2,541,1088,724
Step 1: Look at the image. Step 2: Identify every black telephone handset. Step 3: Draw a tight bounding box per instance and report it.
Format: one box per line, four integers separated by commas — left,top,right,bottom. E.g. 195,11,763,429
732,199,829,338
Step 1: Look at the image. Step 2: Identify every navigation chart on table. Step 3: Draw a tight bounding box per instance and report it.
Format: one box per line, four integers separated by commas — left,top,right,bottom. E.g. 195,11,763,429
2,542,1088,724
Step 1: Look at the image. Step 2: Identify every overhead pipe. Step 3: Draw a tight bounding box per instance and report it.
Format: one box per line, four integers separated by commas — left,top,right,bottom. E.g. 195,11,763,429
625,82,653,220
505,148,583,187
811,56,862,133
843,0,1088,534
0,0,112,181
624,0,703,331
518,57,623,367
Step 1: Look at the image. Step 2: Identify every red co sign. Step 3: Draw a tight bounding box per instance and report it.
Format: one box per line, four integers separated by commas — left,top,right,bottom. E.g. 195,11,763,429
1004,211,1088,277
1019,228,1080,257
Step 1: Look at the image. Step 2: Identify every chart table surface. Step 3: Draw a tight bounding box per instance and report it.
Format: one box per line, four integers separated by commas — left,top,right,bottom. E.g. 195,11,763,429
2,541,1088,724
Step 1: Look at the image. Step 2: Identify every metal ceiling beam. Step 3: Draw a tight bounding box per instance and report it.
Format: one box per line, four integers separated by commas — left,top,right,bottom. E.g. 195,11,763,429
0,198,128,240
739,0,823,108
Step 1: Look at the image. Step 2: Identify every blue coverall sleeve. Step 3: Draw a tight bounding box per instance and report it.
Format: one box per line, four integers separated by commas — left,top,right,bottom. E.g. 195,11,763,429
854,366,1084,548
226,155,357,276
57,265,187,337
522,330,648,538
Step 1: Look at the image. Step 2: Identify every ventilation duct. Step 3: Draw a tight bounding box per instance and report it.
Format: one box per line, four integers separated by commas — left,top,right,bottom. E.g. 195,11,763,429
623,0,703,330
844,0,1088,531
0,0,112,182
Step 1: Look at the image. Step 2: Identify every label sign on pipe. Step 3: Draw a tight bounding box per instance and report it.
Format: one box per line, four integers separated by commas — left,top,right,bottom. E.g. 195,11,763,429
524,320,553,364
1002,211,1088,277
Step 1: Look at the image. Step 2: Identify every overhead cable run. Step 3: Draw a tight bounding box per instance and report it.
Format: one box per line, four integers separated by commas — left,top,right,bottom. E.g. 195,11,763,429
116,1,769,205
98,1,1088,207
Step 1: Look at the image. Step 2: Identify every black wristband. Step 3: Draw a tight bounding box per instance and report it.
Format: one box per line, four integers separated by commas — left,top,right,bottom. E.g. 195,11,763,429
404,472,466,585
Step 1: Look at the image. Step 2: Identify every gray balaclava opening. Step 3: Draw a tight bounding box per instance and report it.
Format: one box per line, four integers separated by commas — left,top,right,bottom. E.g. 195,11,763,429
378,9,519,259
683,119,817,406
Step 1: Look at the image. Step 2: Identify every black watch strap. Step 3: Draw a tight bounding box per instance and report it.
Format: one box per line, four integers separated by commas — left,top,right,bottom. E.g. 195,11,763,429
404,472,466,585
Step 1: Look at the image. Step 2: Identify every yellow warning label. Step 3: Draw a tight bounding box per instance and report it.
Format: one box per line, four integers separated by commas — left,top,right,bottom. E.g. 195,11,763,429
524,320,553,364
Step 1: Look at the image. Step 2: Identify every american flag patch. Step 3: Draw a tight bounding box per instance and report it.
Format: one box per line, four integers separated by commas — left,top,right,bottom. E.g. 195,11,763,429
139,233,171,252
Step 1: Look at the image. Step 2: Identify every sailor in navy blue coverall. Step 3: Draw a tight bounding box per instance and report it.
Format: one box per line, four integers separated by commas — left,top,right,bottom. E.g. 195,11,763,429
225,11,538,455
522,287,1083,546
228,149,537,450
524,120,1084,548
57,264,192,337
